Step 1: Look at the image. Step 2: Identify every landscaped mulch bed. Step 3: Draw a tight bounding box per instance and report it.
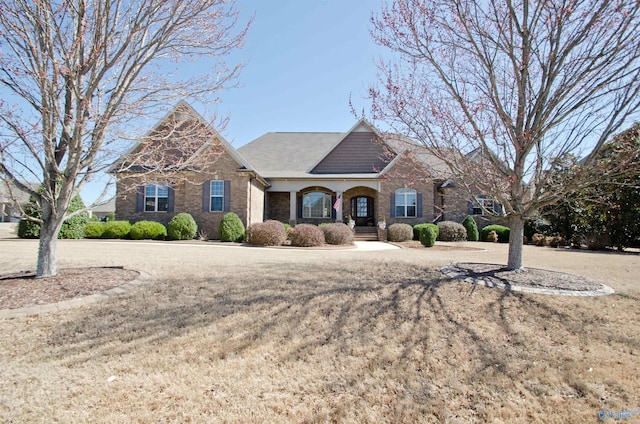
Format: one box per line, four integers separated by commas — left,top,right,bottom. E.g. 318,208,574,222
0,267,139,310
446,262,603,291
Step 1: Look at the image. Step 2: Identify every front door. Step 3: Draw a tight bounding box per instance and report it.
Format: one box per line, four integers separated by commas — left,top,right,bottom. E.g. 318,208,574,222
351,196,374,226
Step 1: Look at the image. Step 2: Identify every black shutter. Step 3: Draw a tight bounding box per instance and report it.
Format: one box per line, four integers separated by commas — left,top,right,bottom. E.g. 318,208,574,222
467,200,474,215
167,186,175,213
202,180,210,212
136,186,144,212
297,195,303,219
223,180,231,212
416,193,423,218
390,192,396,218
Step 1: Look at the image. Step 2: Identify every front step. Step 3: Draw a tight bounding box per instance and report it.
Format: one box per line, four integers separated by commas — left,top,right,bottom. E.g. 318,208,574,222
354,226,378,241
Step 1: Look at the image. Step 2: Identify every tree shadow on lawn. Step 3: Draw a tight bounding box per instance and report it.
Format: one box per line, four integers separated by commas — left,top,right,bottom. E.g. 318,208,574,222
45,260,640,420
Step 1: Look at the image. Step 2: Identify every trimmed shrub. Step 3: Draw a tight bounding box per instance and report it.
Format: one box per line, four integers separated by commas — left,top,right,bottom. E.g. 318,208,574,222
219,212,245,242
419,225,438,247
481,224,510,243
130,220,167,240
102,221,132,239
18,194,88,239
486,230,499,243
84,222,105,238
532,233,547,246
437,221,467,241
462,216,479,241
388,223,413,242
168,213,198,240
290,224,325,247
18,204,42,238
547,235,567,248
322,223,354,245
413,223,439,241
247,220,287,246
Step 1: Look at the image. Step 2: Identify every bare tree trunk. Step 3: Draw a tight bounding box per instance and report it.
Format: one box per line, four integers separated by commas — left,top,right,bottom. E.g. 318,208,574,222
36,222,59,278
507,214,525,271
36,201,64,278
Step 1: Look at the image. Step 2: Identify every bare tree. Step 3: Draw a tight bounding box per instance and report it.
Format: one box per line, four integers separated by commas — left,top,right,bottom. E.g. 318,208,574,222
369,0,640,269
0,0,249,277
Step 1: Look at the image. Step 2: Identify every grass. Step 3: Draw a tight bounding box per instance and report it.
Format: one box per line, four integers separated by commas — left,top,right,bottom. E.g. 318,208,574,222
1,261,639,423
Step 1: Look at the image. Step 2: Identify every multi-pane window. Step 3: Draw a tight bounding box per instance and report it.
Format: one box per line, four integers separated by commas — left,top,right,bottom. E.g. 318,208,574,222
473,196,495,215
356,197,368,217
395,188,417,218
210,180,224,212
145,183,169,212
303,192,331,218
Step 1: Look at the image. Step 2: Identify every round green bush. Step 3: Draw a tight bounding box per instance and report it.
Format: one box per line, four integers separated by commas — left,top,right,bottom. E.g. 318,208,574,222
388,223,413,242
247,220,287,246
168,213,198,240
413,223,439,241
481,224,510,243
84,222,105,238
18,194,88,239
462,216,479,241
419,225,437,247
437,221,467,241
219,212,245,242
102,221,132,239
322,223,354,245
130,220,167,240
290,224,325,247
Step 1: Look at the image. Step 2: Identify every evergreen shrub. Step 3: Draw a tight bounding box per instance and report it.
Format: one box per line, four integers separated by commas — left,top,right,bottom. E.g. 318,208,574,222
462,216,479,241
219,212,245,242
481,225,510,243
102,221,132,239
130,220,167,240
419,226,438,247
168,213,198,240
413,223,439,241
84,222,105,238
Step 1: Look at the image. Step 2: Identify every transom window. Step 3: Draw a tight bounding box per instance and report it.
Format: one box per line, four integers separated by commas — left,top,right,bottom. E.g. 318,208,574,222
303,191,331,218
395,188,417,218
473,196,495,215
210,180,224,212
145,183,169,212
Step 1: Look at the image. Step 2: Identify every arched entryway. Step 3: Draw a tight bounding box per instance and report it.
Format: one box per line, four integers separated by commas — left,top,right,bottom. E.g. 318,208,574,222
350,195,374,227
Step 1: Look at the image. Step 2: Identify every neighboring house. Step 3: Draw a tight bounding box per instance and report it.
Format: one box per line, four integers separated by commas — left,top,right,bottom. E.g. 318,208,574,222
89,198,116,221
114,101,498,239
0,180,31,223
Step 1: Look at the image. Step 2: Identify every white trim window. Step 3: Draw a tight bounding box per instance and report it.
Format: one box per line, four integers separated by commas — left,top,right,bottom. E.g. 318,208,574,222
145,183,169,212
303,191,331,218
473,196,495,215
395,188,417,218
210,180,224,212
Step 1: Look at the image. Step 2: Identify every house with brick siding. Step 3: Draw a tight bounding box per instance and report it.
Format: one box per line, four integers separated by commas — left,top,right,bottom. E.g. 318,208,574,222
114,101,492,239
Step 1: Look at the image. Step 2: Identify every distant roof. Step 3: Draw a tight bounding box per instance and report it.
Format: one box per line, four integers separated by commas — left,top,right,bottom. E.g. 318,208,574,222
90,198,116,213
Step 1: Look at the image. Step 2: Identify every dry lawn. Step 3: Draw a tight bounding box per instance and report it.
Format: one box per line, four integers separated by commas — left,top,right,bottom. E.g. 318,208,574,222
1,260,639,423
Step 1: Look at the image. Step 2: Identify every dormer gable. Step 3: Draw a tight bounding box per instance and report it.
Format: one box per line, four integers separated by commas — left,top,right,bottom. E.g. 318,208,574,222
309,119,396,174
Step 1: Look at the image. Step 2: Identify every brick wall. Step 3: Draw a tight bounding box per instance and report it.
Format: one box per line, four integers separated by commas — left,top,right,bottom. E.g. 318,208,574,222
116,147,259,239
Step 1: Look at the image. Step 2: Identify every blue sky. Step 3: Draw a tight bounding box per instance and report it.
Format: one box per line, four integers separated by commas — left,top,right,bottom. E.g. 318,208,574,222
213,0,387,147
81,0,388,203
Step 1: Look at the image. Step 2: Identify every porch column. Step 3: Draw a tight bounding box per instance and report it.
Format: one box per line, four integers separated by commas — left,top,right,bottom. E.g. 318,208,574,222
335,191,343,222
289,191,297,226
